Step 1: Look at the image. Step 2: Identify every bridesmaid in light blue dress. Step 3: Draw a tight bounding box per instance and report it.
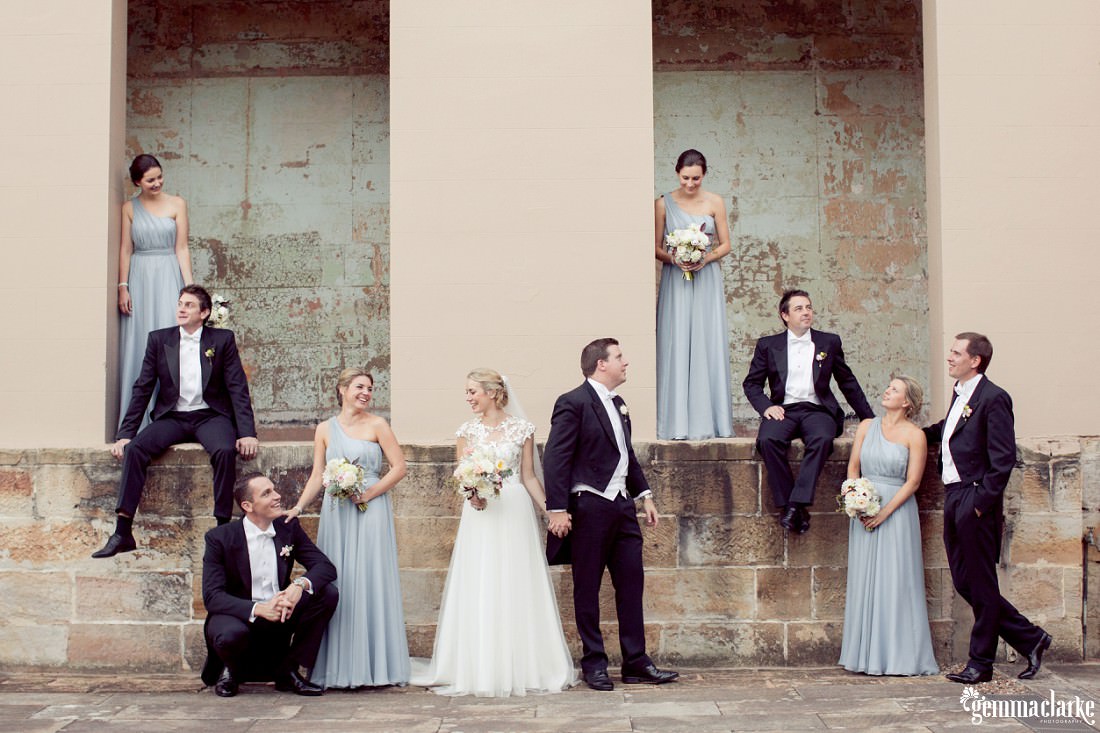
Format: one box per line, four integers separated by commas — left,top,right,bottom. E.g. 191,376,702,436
655,149,733,440
839,376,939,676
117,154,191,432
287,368,411,688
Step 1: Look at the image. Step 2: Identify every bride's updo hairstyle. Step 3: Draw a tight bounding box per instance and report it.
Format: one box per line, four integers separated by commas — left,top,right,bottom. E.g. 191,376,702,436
675,148,707,174
893,374,924,420
467,368,509,409
336,367,373,406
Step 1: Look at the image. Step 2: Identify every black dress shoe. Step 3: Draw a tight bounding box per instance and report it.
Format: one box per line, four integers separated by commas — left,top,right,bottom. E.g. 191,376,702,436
622,664,679,685
779,505,799,531
91,533,136,559
200,655,224,687
214,668,238,698
583,669,614,691
1019,631,1052,680
795,506,810,534
946,666,992,684
275,669,323,696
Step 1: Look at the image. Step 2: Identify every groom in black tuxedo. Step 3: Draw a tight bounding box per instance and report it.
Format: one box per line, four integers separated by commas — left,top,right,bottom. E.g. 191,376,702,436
543,338,677,691
926,332,1050,684
93,284,259,558
742,289,874,533
201,472,338,697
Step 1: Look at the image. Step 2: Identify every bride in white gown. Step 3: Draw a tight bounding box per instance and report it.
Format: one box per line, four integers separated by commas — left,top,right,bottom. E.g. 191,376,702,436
410,368,576,697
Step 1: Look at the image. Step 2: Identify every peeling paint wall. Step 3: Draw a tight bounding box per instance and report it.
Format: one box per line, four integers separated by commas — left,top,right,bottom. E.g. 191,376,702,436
125,0,390,435
653,1,927,431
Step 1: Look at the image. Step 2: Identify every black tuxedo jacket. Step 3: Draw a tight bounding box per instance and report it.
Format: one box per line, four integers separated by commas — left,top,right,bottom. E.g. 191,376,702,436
201,517,337,623
741,329,874,437
924,376,1015,516
117,326,257,440
542,381,651,513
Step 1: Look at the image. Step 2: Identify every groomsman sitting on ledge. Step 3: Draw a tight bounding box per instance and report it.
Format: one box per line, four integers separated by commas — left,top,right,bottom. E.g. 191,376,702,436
742,289,874,534
93,284,259,558
201,472,338,697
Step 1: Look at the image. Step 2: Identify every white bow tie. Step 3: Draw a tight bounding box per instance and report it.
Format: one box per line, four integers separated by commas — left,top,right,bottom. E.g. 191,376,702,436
789,334,811,345
955,383,966,397
181,332,200,343
606,391,618,400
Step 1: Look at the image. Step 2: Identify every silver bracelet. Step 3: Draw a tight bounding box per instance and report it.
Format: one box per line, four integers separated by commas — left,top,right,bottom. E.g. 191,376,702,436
118,282,128,288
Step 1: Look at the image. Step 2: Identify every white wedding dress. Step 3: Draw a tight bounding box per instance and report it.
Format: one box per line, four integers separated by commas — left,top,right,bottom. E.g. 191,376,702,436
410,415,576,696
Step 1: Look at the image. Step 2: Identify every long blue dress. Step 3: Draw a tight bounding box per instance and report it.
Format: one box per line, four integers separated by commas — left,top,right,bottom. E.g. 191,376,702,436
839,418,939,676
313,418,410,688
117,197,184,432
656,193,733,440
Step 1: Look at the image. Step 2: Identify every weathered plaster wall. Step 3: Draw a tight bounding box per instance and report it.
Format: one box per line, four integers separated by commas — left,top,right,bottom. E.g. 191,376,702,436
125,0,390,436
653,1,928,432
0,439,1090,670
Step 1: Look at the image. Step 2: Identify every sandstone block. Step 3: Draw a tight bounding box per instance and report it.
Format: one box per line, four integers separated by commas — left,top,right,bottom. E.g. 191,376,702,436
756,567,812,621
1052,460,1083,513
659,623,785,667
1007,462,1052,513
915,471,944,512
0,467,33,516
812,566,846,620
392,463,464,516
642,514,679,568
918,511,947,568
35,463,113,520
652,462,759,516
644,568,755,621
1005,514,1081,566
786,621,842,665
650,440,755,462
680,515,784,566
787,513,849,567
924,568,952,621
75,571,192,622
1000,566,1065,618
182,621,207,674
399,568,446,624
1081,438,1100,509
928,619,956,664
68,623,182,671
0,571,71,623
3,519,107,566
0,449,25,466
0,623,68,667
394,517,458,569
405,623,436,659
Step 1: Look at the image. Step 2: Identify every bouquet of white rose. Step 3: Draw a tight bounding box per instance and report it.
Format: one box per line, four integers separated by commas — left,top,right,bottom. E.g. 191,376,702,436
664,222,710,281
837,477,881,530
322,457,368,512
207,294,231,328
453,444,513,505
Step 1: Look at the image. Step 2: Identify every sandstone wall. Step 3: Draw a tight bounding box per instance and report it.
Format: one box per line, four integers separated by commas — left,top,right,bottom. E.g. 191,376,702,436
1,438,1091,672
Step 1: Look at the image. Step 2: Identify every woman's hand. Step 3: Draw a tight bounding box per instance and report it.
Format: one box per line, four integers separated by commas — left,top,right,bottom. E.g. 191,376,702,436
282,505,302,520
118,286,132,315
352,491,369,507
860,511,889,531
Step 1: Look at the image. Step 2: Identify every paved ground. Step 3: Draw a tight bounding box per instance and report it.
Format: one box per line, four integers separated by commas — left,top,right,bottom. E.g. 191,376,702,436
2,665,1099,732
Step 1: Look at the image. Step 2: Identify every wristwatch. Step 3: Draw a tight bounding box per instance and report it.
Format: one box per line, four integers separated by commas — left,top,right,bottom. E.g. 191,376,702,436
292,577,309,590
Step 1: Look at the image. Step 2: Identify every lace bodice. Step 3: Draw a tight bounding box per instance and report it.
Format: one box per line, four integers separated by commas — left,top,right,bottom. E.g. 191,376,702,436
456,415,535,475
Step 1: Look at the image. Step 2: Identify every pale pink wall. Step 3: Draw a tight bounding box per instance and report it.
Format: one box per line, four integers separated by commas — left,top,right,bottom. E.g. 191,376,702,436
923,0,1100,438
0,0,128,447
389,1,657,442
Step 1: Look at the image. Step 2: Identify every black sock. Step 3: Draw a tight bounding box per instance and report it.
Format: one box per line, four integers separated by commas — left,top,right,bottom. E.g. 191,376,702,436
115,515,134,537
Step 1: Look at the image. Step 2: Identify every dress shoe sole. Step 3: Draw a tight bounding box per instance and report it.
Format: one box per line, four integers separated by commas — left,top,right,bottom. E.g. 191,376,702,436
275,681,324,696
214,685,238,698
945,672,992,684
1018,633,1052,679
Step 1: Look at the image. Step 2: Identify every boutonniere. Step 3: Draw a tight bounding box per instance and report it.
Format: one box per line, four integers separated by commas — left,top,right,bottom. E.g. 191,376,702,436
279,544,293,558
619,403,629,417
815,351,827,362
204,348,215,359
961,404,973,420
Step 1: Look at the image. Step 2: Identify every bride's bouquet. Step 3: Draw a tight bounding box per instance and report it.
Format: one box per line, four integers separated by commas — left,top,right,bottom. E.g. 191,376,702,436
664,222,710,281
323,457,368,512
453,444,513,505
837,477,881,531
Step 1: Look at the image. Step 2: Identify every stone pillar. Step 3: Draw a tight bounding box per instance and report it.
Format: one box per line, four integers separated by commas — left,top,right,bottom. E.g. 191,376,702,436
0,0,128,446
389,0,657,441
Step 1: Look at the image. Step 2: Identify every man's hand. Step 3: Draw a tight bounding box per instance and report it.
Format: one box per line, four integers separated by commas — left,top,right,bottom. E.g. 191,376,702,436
110,438,131,460
642,496,659,527
253,598,284,623
274,585,304,622
763,405,785,421
547,511,572,538
236,436,259,460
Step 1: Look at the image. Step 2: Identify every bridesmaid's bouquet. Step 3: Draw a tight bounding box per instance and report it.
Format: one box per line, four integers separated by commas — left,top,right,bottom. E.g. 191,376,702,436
838,477,881,530
664,222,710,281
453,444,513,505
323,457,368,512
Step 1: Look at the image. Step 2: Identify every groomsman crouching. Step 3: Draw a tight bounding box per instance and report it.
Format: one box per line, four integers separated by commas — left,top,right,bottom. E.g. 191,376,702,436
201,472,338,697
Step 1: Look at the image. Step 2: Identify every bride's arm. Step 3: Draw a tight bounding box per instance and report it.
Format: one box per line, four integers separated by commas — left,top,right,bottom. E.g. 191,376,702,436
519,436,548,516
285,421,330,518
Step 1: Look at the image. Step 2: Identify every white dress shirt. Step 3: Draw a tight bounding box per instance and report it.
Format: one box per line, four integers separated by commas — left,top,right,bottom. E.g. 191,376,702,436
176,326,209,412
243,516,279,621
941,374,983,485
783,330,820,405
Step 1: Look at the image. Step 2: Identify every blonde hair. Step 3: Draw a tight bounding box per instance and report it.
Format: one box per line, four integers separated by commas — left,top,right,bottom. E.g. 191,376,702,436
892,374,924,419
466,368,508,409
336,367,373,406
